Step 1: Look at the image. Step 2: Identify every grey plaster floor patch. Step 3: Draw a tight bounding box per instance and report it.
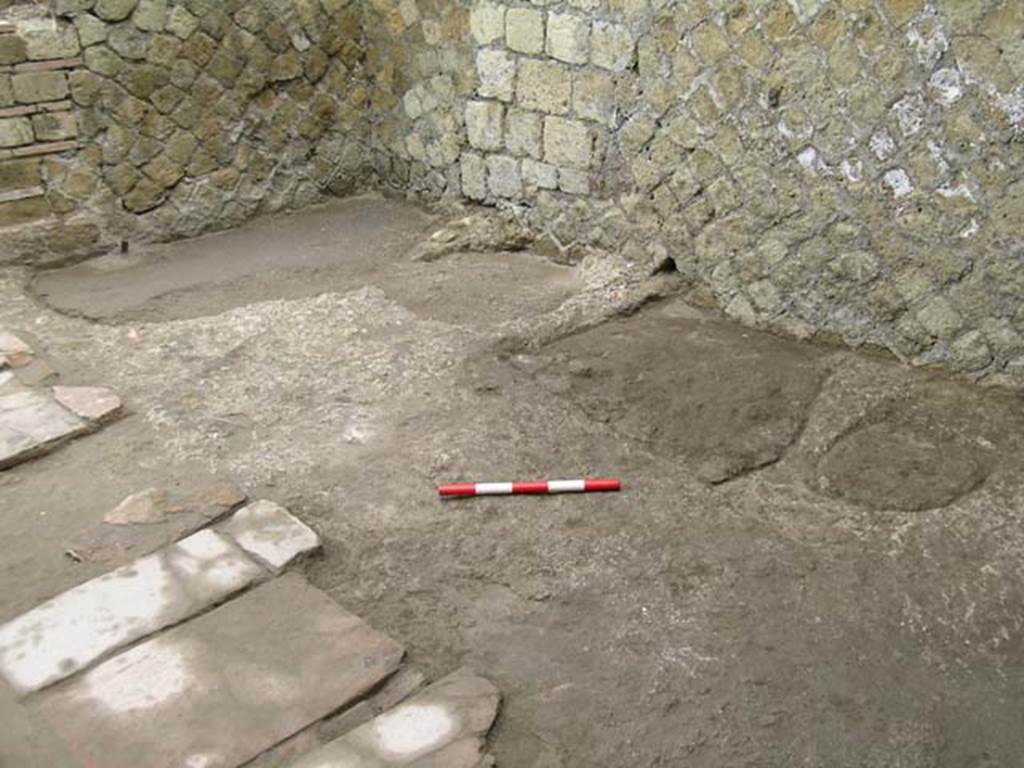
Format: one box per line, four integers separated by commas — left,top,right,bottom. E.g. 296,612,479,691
31,574,404,768
0,529,263,695
221,499,321,573
0,390,87,470
288,668,500,768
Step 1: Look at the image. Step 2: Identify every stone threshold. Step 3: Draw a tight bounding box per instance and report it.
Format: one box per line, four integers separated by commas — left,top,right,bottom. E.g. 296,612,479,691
0,99,73,119
0,57,83,74
0,186,44,203
0,139,76,159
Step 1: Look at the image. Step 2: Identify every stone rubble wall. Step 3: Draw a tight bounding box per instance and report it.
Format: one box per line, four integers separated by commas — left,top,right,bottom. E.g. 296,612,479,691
0,0,1022,387
367,0,1024,386
0,0,370,264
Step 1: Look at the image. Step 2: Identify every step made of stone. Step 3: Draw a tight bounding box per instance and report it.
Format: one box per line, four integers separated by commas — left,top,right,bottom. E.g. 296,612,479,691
288,668,500,768
30,574,404,768
0,529,264,695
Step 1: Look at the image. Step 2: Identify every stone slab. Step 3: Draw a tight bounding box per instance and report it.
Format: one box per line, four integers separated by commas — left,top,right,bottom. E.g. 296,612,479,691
0,529,263,695
0,330,33,366
51,385,122,423
31,575,404,768
0,389,87,470
288,668,499,768
0,679,78,768
221,499,320,573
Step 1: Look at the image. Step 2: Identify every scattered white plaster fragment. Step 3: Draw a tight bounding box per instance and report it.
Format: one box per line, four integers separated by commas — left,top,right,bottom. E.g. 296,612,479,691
929,67,963,106
884,168,914,198
797,146,818,173
937,184,975,202
892,93,925,137
841,159,863,183
960,218,980,238
906,13,949,67
870,130,896,160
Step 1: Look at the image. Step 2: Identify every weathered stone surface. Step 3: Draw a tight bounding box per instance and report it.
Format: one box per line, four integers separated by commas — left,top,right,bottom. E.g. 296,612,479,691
0,391,87,471
0,680,78,768
506,7,544,55
0,117,33,148
0,35,27,67
30,112,78,142
104,487,183,525
0,529,263,695
547,12,589,64
470,1,504,45
221,499,320,573
460,152,486,200
95,0,139,22
475,47,514,102
486,153,521,198
465,99,503,151
76,483,247,569
590,20,634,71
288,668,500,768
0,332,33,367
11,72,68,104
18,20,81,61
517,58,570,114
543,116,591,170
51,385,122,423
31,575,404,768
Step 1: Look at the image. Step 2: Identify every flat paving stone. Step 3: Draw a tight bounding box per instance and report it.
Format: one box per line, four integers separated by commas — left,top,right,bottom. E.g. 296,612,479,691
0,390,88,470
0,529,263,696
51,386,123,424
0,679,79,768
0,330,33,367
221,499,320,573
288,668,499,768
31,574,404,768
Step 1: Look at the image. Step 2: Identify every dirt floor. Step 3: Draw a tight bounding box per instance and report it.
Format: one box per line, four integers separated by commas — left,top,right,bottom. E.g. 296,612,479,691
4,193,1024,767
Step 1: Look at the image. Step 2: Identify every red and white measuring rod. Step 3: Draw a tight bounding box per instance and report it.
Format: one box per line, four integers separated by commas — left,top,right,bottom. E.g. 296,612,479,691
439,478,621,497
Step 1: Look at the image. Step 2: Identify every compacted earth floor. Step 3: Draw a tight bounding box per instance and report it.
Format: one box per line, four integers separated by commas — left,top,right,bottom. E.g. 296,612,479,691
4,194,1024,767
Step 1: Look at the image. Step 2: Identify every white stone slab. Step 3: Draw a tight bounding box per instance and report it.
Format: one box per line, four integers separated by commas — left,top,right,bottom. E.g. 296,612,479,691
51,385,123,424
31,575,404,768
0,390,88,469
288,668,500,768
221,499,320,573
0,529,264,696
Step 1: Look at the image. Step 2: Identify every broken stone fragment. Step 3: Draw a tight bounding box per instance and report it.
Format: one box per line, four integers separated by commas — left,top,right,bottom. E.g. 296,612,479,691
104,482,246,526
0,331,33,367
221,499,320,573
287,668,500,768
0,390,88,470
51,385,123,424
104,486,183,525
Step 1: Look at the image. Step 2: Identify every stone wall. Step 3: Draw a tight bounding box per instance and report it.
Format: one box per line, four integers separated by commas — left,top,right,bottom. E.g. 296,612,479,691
1,0,1022,386
0,0,369,264
368,0,1024,386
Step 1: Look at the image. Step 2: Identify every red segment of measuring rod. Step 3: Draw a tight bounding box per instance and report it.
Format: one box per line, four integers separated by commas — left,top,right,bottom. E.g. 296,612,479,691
584,478,621,492
438,483,477,497
512,481,549,494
